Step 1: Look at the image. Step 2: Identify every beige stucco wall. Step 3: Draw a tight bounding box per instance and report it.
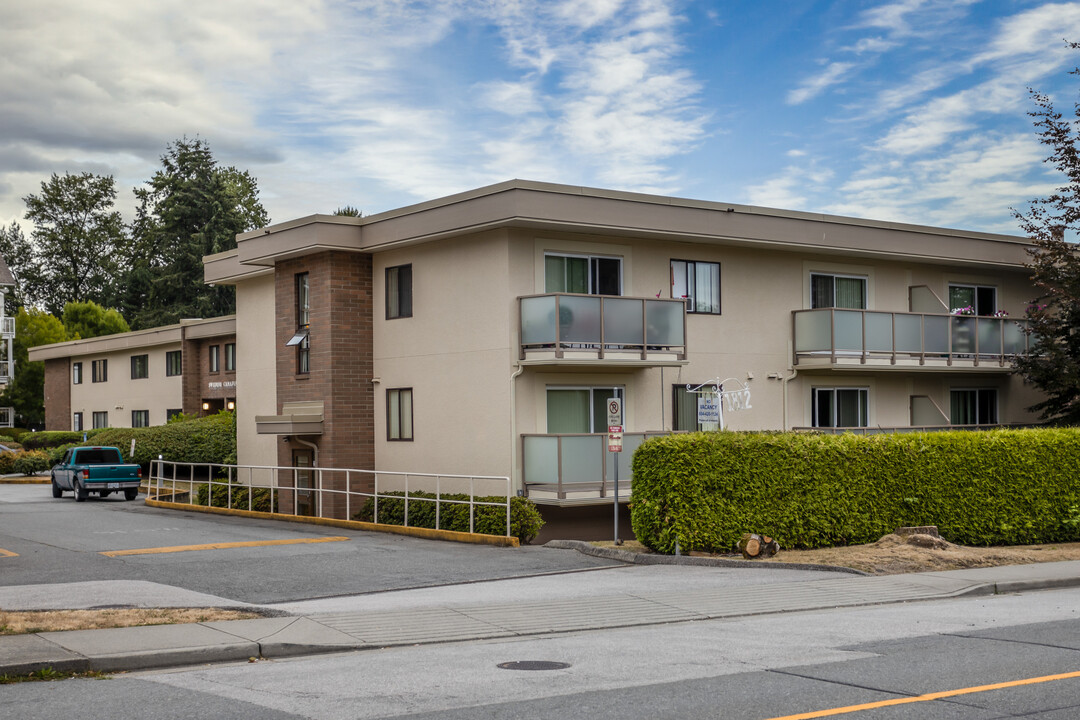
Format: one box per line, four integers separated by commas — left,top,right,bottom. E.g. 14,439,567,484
235,272,278,467
69,344,183,429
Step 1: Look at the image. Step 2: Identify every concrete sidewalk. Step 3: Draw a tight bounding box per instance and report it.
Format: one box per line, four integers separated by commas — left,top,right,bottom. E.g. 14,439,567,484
3,558,1079,677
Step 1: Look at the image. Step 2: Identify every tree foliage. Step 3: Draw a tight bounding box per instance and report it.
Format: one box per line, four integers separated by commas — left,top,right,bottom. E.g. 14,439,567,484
61,300,130,340
0,221,32,314
0,308,67,427
19,173,128,315
1014,44,1080,424
125,138,269,328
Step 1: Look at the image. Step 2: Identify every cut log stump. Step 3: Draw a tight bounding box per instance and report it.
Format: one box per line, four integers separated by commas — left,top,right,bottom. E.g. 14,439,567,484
738,533,779,559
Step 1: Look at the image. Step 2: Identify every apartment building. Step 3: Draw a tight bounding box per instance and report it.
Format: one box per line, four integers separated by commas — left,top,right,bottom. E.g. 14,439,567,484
30,317,237,430
0,255,16,428
196,180,1043,525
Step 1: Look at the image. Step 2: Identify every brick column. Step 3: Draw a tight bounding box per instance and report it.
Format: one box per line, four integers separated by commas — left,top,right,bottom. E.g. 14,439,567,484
43,359,71,430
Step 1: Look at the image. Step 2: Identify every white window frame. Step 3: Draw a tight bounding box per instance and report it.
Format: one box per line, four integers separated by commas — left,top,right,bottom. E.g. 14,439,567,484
92,411,108,429
948,283,997,316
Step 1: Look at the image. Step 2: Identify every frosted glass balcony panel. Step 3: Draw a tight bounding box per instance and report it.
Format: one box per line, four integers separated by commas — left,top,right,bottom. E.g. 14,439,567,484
520,296,556,344
924,316,949,353
895,314,923,352
1004,321,1027,354
523,436,559,484
561,436,603,483
834,310,863,351
645,301,684,346
794,310,831,352
977,318,1002,354
865,312,894,352
604,298,644,345
952,316,975,354
558,296,602,344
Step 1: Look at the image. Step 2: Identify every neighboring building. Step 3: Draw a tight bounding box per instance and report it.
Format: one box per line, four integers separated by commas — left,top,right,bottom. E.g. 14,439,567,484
29,317,236,431
28,180,1048,537
0,254,16,428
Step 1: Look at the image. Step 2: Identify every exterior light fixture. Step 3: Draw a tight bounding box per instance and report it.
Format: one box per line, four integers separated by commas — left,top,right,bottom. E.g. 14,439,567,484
227,401,235,410
202,402,210,411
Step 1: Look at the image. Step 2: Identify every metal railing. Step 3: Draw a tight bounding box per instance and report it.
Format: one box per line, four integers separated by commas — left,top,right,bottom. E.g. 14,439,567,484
0,407,13,429
150,461,513,537
0,317,13,338
519,293,687,361
793,308,1031,367
522,431,678,499
0,360,9,383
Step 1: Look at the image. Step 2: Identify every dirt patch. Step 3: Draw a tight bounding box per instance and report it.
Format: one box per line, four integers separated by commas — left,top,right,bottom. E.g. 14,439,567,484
594,537,1080,575
0,608,262,635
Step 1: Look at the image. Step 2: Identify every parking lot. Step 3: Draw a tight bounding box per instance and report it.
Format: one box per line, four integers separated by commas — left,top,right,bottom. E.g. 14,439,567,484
0,484,620,605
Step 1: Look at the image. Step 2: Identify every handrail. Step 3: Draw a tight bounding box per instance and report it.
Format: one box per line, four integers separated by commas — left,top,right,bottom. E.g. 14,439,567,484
149,460,513,537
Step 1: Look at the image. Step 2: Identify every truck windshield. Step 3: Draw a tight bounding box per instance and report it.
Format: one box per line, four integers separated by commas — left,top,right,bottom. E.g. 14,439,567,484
76,448,124,464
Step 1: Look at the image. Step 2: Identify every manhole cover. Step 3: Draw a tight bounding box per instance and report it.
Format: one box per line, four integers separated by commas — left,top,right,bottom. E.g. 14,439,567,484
497,661,571,671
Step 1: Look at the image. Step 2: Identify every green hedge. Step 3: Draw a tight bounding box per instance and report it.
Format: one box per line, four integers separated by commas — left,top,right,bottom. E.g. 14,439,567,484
21,429,107,450
12,450,51,475
630,429,1080,552
352,491,545,543
83,411,236,467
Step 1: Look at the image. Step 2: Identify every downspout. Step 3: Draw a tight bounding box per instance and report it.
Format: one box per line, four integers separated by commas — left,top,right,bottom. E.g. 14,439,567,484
509,364,525,495
781,369,798,431
294,436,319,467
293,436,321,513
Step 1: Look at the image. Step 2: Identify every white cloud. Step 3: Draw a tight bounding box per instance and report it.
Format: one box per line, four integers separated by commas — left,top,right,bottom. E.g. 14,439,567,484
745,166,834,211
787,62,855,105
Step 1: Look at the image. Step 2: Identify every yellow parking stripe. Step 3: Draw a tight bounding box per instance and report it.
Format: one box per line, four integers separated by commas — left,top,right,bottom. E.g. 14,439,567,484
0,548,18,558
100,536,350,557
763,669,1080,720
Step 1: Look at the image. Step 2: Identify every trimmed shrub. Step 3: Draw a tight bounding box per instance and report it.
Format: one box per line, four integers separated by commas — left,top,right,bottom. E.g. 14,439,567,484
195,480,277,513
20,430,107,450
631,429,1080,553
47,443,79,465
352,491,545,543
13,450,52,476
83,411,236,467
0,451,16,474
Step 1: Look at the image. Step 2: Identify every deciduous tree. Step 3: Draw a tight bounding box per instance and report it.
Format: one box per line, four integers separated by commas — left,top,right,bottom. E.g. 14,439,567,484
0,308,66,428
61,300,130,340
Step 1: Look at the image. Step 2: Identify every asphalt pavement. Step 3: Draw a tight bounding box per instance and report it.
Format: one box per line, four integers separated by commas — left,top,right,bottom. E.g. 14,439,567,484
3,544,1079,677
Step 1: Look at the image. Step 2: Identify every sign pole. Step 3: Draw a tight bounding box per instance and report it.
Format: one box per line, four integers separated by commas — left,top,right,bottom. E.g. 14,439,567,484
606,398,623,545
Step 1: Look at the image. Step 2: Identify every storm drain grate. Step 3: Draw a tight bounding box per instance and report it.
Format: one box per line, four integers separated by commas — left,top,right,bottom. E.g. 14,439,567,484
497,661,571,671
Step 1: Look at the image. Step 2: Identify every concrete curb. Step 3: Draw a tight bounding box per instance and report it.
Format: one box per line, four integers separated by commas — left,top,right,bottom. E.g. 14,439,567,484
545,540,869,575
145,498,520,547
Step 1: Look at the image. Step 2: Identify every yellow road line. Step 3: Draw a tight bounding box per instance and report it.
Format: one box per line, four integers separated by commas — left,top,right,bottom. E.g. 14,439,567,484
764,669,1080,720
0,548,18,558
100,536,350,557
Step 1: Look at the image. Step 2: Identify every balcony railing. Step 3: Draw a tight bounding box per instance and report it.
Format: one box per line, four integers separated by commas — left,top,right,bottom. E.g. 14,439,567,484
522,431,676,502
0,360,9,384
0,317,13,338
793,309,1031,368
519,294,686,362
0,407,12,429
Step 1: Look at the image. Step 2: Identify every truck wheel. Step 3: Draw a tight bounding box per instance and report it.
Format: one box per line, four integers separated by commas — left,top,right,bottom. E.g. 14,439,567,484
124,488,139,501
74,479,88,502
51,475,63,498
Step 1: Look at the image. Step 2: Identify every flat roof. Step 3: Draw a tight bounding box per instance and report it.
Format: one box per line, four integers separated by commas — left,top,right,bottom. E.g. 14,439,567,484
209,180,1034,283
28,316,236,361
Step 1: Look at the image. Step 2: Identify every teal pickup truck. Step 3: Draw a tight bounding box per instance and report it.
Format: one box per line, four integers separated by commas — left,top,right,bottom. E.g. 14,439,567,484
51,446,142,502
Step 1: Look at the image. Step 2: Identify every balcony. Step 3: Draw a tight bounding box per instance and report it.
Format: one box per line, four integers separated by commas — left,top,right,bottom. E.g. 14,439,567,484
793,309,1031,371
519,294,686,366
522,432,676,505
0,317,12,339
0,360,9,384
0,407,12,428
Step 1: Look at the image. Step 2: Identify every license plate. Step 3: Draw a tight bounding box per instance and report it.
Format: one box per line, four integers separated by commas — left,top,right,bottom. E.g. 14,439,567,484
107,483,120,489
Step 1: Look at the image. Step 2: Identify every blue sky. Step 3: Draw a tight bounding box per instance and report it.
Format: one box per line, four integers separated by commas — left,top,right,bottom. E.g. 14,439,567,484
4,0,1080,236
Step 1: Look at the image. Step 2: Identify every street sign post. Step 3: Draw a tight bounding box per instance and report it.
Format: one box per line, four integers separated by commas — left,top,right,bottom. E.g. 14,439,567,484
606,398,623,544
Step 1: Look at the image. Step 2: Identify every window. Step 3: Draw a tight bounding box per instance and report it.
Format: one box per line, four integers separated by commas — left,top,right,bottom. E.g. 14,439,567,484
949,284,997,316
130,354,148,379
811,273,867,309
812,387,869,428
546,387,623,433
92,411,108,429
167,409,183,421
73,412,83,432
131,410,149,428
295,273,311,373
671,260,720,314
166,351,182,377
951,388,998,425
386,265,413,319
387,388,413,441
91,359,108,383
209,345,220,373
545,253,621,295
72,362,82,385
225,343,236,371
672,385,716,431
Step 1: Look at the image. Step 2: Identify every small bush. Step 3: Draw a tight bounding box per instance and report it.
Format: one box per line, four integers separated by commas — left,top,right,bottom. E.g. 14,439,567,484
195,480,277,513
352,491,544,543
47,444,79,465
0,452,16,474
84,411,236,467
12,450,52,476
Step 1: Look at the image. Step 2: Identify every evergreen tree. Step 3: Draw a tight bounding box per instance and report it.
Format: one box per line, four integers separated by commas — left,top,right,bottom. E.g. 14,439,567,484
1014,43,1080,424
61,300,130,340
126,138,269,328
0,222,32,314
